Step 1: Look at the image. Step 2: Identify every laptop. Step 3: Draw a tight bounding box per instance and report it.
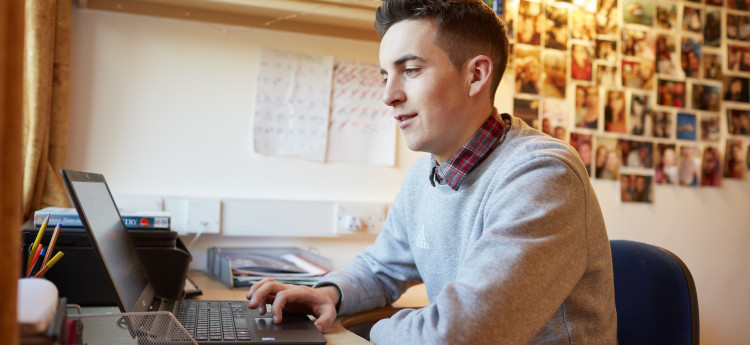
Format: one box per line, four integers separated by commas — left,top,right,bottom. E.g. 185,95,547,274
61,169,327,344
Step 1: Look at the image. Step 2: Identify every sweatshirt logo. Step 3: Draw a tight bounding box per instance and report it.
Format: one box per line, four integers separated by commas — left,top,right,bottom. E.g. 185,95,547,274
416,225,430,249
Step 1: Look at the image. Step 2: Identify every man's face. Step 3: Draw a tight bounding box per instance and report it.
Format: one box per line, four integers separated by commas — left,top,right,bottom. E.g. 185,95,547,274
636,176,646,192
579,143,591,164
380,19,471,163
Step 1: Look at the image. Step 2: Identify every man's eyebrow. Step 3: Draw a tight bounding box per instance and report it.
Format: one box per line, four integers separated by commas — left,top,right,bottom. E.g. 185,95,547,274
381,54,425,75
394,54,424,66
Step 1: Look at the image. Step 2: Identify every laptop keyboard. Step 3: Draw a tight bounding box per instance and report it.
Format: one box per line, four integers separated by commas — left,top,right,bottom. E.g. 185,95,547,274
176,300,252,342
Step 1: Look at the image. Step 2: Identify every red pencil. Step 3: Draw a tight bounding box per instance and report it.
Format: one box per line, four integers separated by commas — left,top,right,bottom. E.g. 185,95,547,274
26,244,44,277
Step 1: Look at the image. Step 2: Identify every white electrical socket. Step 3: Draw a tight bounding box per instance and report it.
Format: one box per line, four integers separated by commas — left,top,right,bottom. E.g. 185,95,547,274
185,198,221,234
334,202,388,236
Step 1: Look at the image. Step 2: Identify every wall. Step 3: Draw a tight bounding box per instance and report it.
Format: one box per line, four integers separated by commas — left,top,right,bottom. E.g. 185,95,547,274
68,8,748,345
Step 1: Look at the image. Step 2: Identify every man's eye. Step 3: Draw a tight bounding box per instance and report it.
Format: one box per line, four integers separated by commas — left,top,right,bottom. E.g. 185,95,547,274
381,76,388,85
405,68,419,76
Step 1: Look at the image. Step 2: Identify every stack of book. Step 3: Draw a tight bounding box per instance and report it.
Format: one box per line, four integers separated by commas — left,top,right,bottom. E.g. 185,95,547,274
33,207,171,230
207,247,333,288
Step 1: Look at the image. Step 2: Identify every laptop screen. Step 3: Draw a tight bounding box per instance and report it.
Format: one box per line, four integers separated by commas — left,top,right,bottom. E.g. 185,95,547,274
62,170,155,312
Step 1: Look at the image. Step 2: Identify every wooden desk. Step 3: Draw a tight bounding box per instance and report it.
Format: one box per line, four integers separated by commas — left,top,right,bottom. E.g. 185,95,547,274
187,270,429,345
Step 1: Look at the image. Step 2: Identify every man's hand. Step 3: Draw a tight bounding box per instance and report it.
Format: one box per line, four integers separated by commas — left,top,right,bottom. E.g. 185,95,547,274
246,278,341,332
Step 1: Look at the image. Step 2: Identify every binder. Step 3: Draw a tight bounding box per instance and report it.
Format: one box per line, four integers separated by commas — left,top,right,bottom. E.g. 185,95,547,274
207,247,333,288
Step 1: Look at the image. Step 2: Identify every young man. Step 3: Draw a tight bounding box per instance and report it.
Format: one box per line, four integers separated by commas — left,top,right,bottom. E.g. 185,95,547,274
247,1,617,343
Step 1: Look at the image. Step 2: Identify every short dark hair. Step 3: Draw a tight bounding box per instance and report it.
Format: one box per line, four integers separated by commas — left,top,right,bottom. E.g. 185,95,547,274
375,0,510,101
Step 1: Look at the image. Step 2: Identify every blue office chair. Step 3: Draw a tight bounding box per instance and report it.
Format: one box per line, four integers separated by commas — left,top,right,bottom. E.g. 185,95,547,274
610,240,700,345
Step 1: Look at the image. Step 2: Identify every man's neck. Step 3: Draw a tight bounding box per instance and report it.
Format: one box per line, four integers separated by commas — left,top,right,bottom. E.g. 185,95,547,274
433,106,497,164
433,106,496,164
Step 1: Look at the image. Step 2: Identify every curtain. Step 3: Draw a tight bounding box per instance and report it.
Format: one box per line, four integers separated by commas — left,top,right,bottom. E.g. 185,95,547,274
0,0,25,342
22,0,71,219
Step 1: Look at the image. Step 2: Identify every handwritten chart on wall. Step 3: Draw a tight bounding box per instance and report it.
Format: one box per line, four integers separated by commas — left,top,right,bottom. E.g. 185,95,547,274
253,47,334,161
327,60,396,166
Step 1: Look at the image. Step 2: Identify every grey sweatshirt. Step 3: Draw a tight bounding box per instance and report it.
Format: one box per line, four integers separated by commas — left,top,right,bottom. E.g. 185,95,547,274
318,116,617,344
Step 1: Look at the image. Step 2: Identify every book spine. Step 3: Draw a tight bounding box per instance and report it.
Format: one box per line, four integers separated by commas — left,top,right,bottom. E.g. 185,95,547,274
33,212,170,229
121,216,171,229
33,213,83,227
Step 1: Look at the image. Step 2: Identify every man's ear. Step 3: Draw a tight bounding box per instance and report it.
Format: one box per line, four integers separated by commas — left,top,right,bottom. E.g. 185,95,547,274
467,55,493,98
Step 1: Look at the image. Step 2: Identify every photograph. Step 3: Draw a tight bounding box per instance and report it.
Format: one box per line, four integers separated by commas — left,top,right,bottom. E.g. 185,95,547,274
657,79,686,107
621,59,655,90
655,34,683,78
571,44,594,81
691,83,721,111
596,0,619,36
575,84,601,129
654,143,678,184
676,112,697,141
678,144,701,187
604,89,627,133
595,39,617,62
619,139,654,168
513,97,539,128
701,146,723,187
620,174,653,203
682,5,702,33
655,3,677,29
621,28,655,60
541,98,568,141
517,0,543,46
699,113,721,141
504,0,517,41
622,0,653,26
723,76,750,102
594,135,620,180
727,13,750,41
702,53,722,80
507,44,515,70
724,139,745,179
596,64,618,87
727,44,750,73
541,50,567,98
727,108,750,134
570,132,594,175
653,111,674,139
629,92,652,136
727,0,750,10
681,38,702,78
514,47,541,95
570,8,596,41
703,10,722,47
545,4,569,50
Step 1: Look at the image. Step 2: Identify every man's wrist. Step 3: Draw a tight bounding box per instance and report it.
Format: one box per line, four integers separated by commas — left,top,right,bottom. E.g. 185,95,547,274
316,284,342,312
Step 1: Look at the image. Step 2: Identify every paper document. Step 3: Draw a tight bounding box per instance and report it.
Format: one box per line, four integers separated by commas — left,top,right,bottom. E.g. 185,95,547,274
253,47,334,161
327,60,396,165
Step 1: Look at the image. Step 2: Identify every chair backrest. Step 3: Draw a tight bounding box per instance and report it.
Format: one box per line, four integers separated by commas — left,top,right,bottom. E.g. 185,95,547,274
610,240,700,345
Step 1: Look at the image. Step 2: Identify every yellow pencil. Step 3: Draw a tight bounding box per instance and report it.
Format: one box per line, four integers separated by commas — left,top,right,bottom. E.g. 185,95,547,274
42,223,62,266
28,214,50,269
33,251,64,278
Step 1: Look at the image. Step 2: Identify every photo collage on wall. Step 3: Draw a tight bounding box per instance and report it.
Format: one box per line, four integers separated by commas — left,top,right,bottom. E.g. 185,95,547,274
492,0,750,204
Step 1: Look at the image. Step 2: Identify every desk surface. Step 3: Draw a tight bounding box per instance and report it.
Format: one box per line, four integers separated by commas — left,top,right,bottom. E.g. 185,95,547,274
187,270,429,345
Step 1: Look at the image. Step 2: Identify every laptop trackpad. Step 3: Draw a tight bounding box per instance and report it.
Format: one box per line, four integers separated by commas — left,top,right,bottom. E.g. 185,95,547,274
255,316,311,331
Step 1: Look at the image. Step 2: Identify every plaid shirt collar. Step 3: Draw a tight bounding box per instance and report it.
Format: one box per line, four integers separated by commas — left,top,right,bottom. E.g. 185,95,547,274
429,110,511,191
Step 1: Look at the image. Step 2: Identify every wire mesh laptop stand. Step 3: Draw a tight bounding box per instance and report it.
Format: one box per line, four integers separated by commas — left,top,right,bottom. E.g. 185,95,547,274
64,311,198,345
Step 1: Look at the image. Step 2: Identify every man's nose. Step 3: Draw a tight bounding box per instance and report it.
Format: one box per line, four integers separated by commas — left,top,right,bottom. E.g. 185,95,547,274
382,78,405,107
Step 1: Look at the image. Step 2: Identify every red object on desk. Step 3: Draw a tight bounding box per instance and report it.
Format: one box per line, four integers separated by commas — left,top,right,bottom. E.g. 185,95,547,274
26,244,44,277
